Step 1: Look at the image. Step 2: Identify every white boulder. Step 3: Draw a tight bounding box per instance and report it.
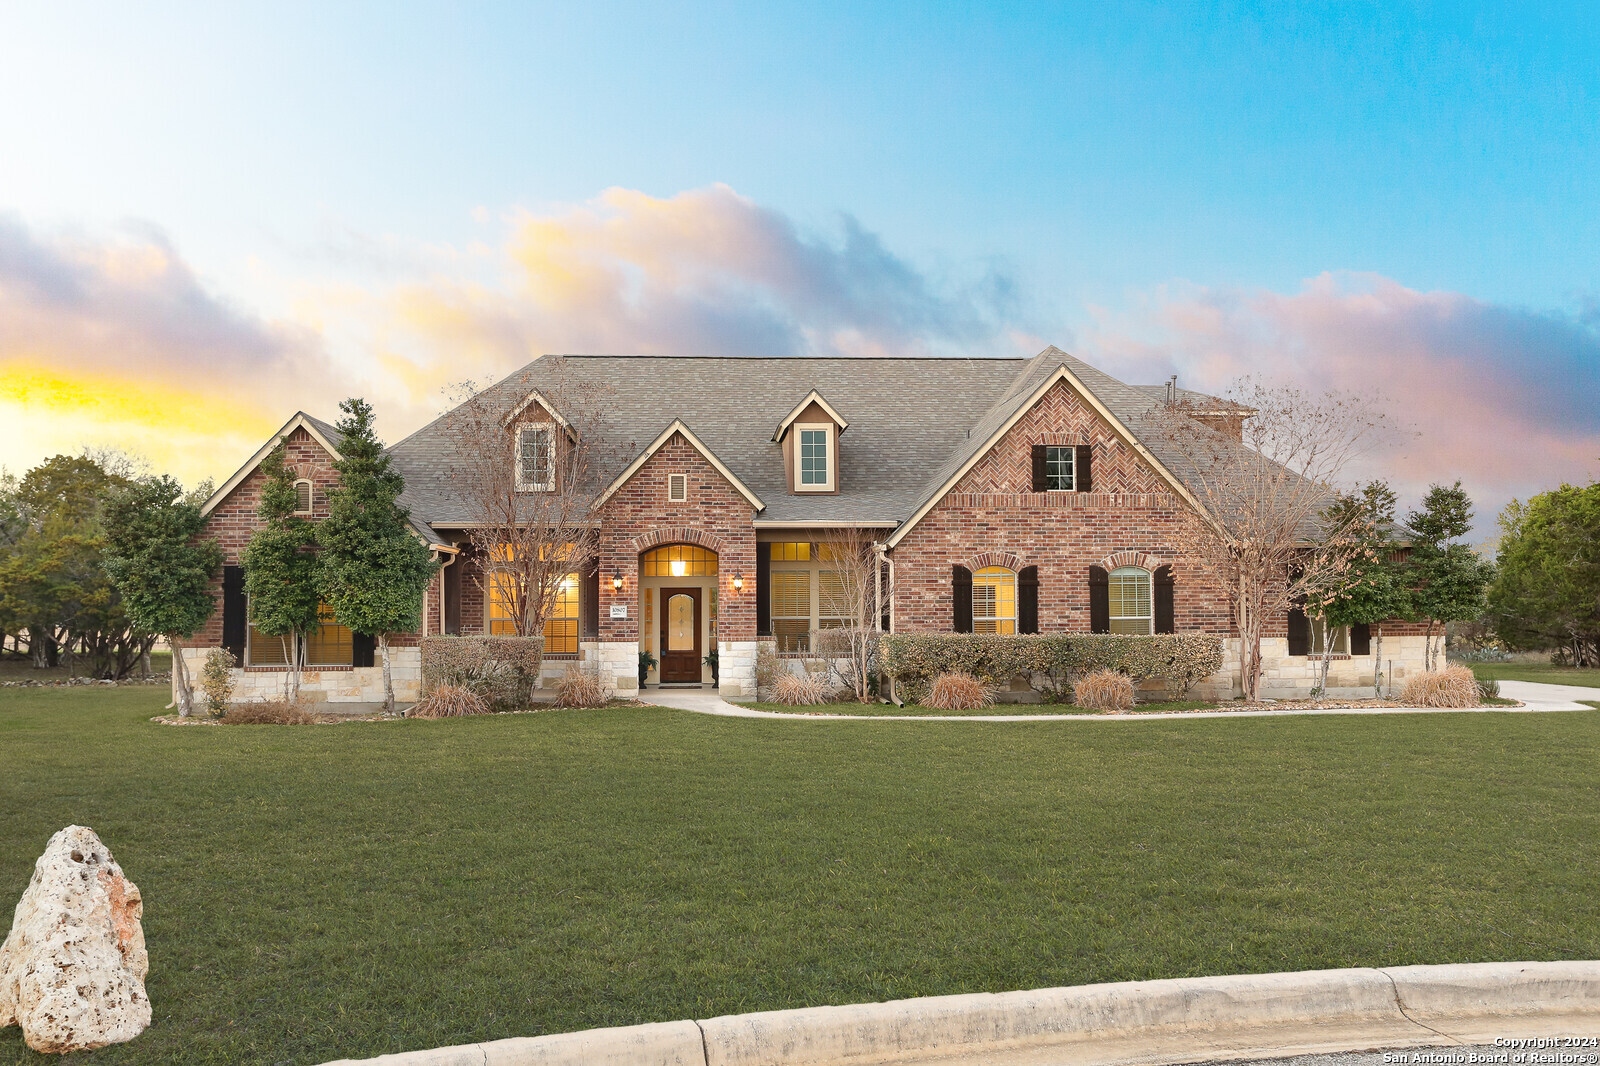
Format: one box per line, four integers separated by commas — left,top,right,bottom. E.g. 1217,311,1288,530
0,826,150,1053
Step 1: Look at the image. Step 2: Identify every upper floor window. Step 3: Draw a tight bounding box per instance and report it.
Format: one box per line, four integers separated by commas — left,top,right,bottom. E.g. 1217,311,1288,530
1044,447,1074,491
293,479,314,514
1108,566,1153,634
973,566,1016,634
797,425,833,490
517,425,554,491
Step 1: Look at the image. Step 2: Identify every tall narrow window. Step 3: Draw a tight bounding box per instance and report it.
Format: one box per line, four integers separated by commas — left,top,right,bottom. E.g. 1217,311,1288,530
795,424,834,490
1043,447,1075,491
770,571,812,652
1108,566,1153,634
972,566,1017,634
293,479,314,514
544,575,580,654
517,425,554,491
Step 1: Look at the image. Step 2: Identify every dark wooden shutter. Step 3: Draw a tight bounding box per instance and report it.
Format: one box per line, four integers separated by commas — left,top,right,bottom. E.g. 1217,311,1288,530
1286,607,1311,656
756,542,772,637
222,565,246,661
1154,565,1175,634
1088,565,1109,633
1074,444,1093,492
1350,622,1371,656
351,634,375,667
1031,445,1047,492
953,565,973,633
1018,566,1039,634
443,557,461,635
581,561,600,640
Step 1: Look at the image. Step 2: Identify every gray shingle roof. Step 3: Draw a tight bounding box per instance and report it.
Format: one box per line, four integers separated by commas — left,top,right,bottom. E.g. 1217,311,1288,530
383,350,1209,533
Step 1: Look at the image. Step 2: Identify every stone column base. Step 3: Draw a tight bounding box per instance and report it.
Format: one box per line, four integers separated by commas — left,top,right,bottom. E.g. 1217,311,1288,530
590,641,640,698
717,640,758,700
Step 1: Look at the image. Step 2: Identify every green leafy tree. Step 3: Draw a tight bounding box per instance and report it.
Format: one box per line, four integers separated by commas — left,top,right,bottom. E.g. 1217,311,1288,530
240,444,321,700
1312,482,1413,696
319,398,438,713
1487,484,1600,666
1406,481,1494,671
102,476,224,716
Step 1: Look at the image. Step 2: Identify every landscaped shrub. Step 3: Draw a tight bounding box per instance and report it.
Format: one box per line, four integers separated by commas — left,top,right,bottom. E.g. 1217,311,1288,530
880,633,1224,702
554,667,608,709
420,635,543,712
223,700,319,725
200,647,235,718
1477,676,1501,700
754,642,782,699
408,683,489,719
1400,665,1482,708
1073,669,1135,712
925,671,993,710
771,672,829,706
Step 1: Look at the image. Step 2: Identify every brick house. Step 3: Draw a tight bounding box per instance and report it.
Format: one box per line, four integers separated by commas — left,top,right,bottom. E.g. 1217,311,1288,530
189,347,1428,704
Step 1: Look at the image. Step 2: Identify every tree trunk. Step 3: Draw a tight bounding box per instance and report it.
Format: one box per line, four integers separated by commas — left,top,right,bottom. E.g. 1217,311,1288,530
171,637,194,717
1372,624,1384,698
141,643,153,678
1423,620,1436,672
378,633,394,714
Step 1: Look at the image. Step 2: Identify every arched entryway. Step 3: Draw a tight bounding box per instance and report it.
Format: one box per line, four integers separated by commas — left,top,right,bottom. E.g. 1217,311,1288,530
638,544,719,686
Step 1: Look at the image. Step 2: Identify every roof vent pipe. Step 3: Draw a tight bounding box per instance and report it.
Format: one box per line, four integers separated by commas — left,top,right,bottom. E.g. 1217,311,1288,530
1166,375,1177,405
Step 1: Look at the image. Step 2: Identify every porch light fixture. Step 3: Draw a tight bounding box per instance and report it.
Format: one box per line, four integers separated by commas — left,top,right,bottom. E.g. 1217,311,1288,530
732,573,744,591
612,570,623,591
670,559,687,577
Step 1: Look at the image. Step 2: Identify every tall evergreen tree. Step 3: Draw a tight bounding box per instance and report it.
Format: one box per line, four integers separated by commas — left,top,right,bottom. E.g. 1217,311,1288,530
240,443,321,700
103,476,224,715
1317,482,1412,696
1406,481,1494,671
319,398,438,713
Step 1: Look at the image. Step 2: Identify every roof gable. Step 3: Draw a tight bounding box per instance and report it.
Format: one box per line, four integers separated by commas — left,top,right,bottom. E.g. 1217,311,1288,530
595,420,766,513
200,412,343,518
772,390,849,442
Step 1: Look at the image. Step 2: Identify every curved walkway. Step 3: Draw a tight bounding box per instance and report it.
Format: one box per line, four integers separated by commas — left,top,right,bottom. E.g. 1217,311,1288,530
646,679,1596,720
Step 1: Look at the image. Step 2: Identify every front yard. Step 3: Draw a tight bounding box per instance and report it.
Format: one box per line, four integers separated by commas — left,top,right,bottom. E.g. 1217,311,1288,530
2,688,1597,1065
1469,662,1600,688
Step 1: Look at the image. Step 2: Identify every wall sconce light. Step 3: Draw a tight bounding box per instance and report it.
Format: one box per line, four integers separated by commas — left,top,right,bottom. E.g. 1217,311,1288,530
732,573,744,591
612,570,624,591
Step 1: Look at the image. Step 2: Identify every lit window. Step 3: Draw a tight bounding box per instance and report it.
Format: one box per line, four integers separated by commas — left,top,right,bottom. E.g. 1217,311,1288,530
1108,567,1153,634
293,479,314,513
489,569,579,653
769,541,811,562
1043,447,1074,491
305,603,353,666
771,572,811,652
818,571,851,630
640,544,718,577
973,566,1016,634
517,425,554,491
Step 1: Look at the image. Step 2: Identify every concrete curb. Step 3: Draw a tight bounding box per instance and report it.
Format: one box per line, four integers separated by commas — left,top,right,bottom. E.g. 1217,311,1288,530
320,961,1600,1066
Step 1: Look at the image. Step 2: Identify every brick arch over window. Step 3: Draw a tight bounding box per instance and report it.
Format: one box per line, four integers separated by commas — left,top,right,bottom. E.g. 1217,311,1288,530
630,527,726,555
1097,550,1168,573
964,550,1027,574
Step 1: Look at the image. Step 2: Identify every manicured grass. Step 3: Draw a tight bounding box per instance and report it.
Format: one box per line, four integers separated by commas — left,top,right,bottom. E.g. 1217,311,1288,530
0,650,171,683
740,699,1219,716
1469,662,1600,688
2,689,1599,1065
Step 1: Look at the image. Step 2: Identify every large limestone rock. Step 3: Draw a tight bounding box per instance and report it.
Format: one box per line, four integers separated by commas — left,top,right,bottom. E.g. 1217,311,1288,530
0,826,150,1053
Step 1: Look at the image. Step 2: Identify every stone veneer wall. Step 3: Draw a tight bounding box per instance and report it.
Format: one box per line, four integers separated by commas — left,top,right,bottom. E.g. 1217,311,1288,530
179,645,423,705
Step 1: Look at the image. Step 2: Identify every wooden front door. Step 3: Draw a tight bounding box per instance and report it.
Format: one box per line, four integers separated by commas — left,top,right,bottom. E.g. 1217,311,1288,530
659,588,702,683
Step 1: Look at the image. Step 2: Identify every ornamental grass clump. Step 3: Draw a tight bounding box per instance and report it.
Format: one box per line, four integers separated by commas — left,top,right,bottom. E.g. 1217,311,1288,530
554,668,608,709
924,671,993,711
408,683,490,719
1073,669,1136,713
1400,665,1482,708
771,672,829,706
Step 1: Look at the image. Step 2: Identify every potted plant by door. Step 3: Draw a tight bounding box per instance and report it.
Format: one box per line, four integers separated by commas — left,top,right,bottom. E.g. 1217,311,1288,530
703,648,719,685
638,649,657,687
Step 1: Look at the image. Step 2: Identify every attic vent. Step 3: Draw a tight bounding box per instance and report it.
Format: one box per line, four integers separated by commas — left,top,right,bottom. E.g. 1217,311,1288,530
293,479,313,514
667,474,688,502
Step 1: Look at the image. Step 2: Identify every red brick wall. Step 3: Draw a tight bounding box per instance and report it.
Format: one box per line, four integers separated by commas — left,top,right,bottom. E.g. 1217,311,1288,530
595,432,757,642
894,380,1238,635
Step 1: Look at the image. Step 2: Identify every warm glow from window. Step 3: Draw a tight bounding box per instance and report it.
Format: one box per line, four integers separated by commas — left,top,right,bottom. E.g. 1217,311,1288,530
670,559,686,576
973,566,1016,634
641,544,718,577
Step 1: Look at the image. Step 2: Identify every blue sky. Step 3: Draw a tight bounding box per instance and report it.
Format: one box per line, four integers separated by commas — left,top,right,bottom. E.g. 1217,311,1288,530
1,2,1597,527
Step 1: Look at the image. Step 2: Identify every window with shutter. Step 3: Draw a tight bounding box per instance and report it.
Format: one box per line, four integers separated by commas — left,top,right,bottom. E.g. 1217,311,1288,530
972,567,1017,634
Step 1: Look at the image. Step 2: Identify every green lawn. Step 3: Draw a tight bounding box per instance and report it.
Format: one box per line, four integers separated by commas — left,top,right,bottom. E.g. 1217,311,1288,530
1468,662,1600,688
0,650,171,683
2,689,1598,1065
740,699,1219,716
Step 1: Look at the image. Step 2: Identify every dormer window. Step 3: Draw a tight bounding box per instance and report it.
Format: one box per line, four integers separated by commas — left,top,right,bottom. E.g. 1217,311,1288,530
774,390,847,495
517,424,554,491
293,479,314,514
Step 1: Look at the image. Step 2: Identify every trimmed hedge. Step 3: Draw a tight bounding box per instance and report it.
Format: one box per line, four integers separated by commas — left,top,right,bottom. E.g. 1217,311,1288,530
880,633,1224,702
420,636,543,712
